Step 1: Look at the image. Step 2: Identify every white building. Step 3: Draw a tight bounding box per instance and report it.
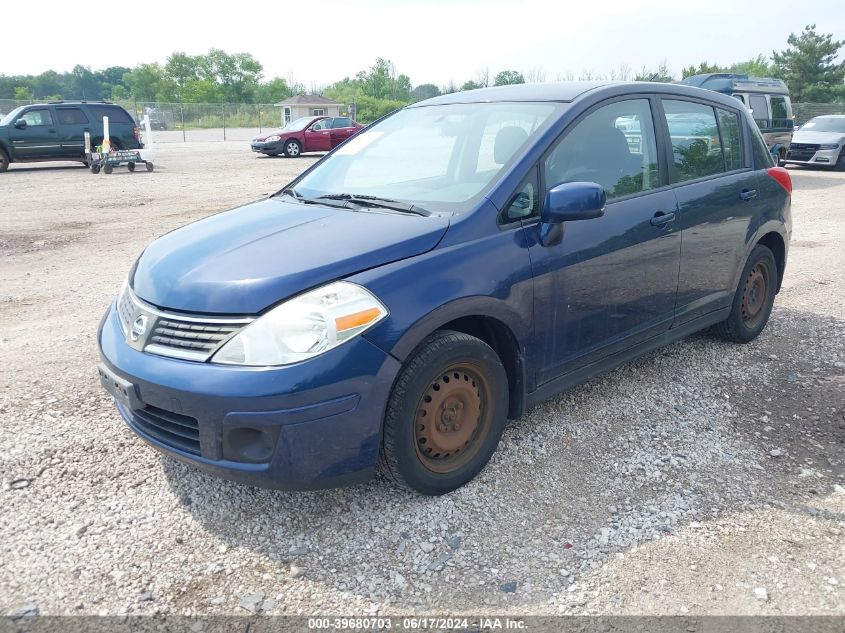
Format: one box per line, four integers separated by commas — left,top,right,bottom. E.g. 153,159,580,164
274,95,343,126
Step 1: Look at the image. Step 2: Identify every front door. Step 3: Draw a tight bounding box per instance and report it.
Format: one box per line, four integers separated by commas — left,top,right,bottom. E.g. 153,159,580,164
8,107,61,159
303,118,332,152
526,97,681,385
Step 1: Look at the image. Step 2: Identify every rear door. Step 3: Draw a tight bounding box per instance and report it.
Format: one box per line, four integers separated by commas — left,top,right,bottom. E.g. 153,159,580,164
8,107,61,159
88,104,137,148
54,106,91,157
661,98,764,324
329,117,357,147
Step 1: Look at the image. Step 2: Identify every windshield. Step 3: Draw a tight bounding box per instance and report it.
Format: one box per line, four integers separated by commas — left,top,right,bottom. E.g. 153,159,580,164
0,106,25,126
291,102,560,213
283,117,315,132
801,117,845,133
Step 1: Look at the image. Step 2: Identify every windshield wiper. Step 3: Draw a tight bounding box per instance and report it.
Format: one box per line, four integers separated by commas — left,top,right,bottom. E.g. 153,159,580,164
317,193,431,216
278,188,350,209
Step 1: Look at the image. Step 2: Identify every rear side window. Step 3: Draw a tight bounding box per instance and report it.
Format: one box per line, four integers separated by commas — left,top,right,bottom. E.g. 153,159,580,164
716,108,743,171
662,100,724,182
56,107,89,125
332,117,353,128
87,105,133,125
20,108,53,126
545,98,660,200
750,127,774,169
770,96,789,122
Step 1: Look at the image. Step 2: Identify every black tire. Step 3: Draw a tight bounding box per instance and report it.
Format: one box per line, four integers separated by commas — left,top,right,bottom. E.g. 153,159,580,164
0,148,9,173
712,244,777,344
103,163,113,175
283,139,302,158
145,162,154,172
128,162,136,172
835,149,845,172
379,330,509,495
91,164,101,174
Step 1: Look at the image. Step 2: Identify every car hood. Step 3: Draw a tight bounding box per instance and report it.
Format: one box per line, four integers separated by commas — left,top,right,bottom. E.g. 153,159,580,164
252,130,286,142
792,130,845,144
131,197,450,314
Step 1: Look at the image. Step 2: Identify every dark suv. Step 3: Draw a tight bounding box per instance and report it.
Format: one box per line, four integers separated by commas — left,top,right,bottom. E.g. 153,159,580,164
0,101,141,172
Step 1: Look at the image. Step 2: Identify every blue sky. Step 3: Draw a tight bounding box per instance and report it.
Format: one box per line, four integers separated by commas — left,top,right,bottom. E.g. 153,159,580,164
5,0,845,86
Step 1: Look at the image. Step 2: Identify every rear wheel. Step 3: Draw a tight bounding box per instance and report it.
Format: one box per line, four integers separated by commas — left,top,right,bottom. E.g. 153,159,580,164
0,148,9,172
379,330,508,495
103,163,113,175
145,162,154,172
283,139,302,157
127,162,136,172
712,244,777,343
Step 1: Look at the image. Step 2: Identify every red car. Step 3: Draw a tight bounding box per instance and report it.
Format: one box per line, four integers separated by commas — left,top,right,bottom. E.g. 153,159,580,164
251,116,363,157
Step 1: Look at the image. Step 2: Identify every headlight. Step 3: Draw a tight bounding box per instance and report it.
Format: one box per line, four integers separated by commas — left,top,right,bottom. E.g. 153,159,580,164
212,281,388,366
819,143,840,150
264,135,281,143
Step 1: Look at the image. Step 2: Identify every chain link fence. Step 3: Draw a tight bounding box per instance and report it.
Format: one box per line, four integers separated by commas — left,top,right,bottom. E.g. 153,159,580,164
3,97,844,141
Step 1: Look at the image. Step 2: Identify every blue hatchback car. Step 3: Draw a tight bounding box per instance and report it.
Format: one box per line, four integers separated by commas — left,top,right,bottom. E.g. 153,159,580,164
98,82,792,495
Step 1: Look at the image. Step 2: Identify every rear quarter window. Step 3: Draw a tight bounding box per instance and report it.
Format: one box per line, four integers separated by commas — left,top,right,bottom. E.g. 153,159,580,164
87,105,134,125
56,107,89,125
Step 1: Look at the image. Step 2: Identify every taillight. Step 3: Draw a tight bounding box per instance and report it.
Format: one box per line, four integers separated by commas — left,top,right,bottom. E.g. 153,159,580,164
133,126,140,140
767,166,792,195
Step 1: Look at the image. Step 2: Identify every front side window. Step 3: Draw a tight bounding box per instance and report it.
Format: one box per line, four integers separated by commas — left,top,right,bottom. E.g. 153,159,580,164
663,100,724,182
310,118,330,131
502,167,540,223
293,102,559,213
545,98,660,201
21,108,53,126
770,97,788,120
56,107,89,125
716,107,743,171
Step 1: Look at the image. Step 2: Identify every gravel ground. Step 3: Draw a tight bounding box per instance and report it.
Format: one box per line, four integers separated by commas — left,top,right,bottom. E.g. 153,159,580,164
1,144,843,617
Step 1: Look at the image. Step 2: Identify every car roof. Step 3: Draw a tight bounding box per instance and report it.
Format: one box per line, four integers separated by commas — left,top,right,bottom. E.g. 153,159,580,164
810,114,845,119
411,81,747,109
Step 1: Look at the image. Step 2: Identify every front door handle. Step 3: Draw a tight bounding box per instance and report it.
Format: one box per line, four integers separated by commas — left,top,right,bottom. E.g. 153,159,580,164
740,189,758,201
650,211,676,226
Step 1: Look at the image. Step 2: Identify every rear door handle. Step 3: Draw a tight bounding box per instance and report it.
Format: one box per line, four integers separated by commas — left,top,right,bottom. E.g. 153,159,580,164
740,189,758,201
650,211,676,226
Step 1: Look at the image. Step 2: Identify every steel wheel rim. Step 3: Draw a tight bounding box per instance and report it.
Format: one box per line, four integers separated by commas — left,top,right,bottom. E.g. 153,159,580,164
414,363,492,474
741,262,770,327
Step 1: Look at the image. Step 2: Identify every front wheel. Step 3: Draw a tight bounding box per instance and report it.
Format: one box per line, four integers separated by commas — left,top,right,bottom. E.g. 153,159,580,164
835,149,845,172
145,162,154,172
712,244,777,343
379,330,508,495
127,162,136,172
283,140,302,157
103,163,113,175
0,149,9,173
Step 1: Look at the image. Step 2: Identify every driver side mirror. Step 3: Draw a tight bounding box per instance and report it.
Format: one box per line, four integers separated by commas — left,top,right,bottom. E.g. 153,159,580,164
538,182,606,247
542,181,606,223
14,119,27,130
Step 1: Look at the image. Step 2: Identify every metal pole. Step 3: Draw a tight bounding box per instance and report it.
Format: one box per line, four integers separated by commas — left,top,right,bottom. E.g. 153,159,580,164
258,105,261,133
180,104,185,143
222,105,226,141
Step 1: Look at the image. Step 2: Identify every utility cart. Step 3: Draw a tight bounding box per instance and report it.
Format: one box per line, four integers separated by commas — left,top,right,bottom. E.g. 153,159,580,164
86,114,156,175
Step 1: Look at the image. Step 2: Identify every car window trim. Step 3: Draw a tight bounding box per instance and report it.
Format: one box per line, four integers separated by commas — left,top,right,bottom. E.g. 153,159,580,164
55,106,90,126
713,105,746,173
658,95,753,186
537,93,668,207
19,106,55,127
498,163,540,228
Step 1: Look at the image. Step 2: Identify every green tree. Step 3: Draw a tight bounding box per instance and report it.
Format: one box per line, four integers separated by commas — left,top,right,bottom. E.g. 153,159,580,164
772,24,845,101
255,77,294,103
410,83,440,101
731,54,774,77
14,85,33,100
494,70,524,86
682,61,727,78
635,61,674,82
460,80,483,91
123,63,168,101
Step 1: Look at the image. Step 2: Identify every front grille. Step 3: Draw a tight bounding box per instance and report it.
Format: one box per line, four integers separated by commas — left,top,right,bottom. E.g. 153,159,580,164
791,143,820,151
131,405,200,454
117,286,134,333
149,319,241,354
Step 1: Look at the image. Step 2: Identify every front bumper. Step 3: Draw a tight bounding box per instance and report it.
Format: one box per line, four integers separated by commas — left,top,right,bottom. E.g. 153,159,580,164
97,302,400,489
251,141,283,154
785,147,840,166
